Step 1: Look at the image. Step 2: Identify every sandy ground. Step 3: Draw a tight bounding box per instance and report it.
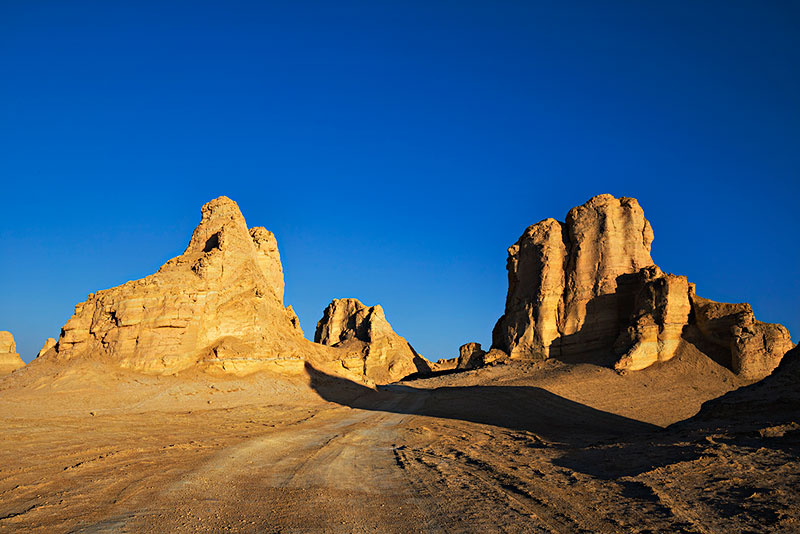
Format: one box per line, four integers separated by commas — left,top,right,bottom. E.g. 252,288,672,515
0,347,797,533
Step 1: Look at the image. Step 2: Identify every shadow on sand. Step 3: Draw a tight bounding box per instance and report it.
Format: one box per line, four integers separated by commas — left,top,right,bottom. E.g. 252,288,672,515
306,362,660,446
306,363,712,479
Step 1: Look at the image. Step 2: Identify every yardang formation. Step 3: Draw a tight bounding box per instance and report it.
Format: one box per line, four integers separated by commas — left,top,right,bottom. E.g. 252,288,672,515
27,197,413,383
491,194,793,380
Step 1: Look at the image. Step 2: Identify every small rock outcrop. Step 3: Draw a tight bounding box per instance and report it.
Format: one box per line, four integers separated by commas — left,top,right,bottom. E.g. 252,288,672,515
491,194,793,380
37,338,56,359
691,291,793,380
0,332,25,375
454,343,509,370
456,342,486,370
34,197,351,377
493,194,655,361
315,298,430,383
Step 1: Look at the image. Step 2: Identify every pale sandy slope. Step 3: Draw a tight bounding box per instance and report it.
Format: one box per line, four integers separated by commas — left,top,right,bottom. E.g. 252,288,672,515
0,347,797,533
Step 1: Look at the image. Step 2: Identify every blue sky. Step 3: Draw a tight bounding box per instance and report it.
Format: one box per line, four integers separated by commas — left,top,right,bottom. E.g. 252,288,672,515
1,1,798,362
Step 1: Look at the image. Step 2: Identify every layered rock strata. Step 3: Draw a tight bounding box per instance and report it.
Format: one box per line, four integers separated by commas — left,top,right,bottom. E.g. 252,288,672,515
492,194,793,380
34,197,349,377
315,298,430,383
0,332,25,375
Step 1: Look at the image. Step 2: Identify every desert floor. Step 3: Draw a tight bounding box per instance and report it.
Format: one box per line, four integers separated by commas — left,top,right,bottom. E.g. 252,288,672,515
1,350,798,533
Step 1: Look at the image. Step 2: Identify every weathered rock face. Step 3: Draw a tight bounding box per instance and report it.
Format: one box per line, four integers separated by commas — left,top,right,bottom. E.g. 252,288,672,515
0,332,25,375
493,194,654,360
38,197,342,376
492,218,567,360
613,267,691,371
491,194,793,380
691,292,794,380
315,298,430,383
561,195,655,357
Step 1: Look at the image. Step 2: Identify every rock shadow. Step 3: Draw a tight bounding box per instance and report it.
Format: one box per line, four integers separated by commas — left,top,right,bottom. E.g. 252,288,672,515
549,292,622,366
306,362,660,447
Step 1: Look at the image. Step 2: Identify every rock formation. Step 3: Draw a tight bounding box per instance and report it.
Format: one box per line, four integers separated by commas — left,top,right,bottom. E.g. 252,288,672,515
32,197,358,378
0,332,25,375
453,343,509,370
37,338,56,359
493,194,655,361
613,266,690,371
432,357,458,372
690,290,793,380
491,194,793,380
456,342,486,370
315,298,430,383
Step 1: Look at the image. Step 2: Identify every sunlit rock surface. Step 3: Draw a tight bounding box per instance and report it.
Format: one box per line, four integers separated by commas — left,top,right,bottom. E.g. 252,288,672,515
35,197,349,377
315,298,430,383
0,332,25,376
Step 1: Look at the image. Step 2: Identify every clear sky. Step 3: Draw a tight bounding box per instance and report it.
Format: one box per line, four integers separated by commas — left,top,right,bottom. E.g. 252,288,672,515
1,2,798,362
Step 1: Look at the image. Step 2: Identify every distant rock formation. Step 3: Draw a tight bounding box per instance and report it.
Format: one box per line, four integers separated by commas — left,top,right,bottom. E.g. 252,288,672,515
37,338,56,359
690,290,793,380
491,194,793,380
0,332,25,375
454,343,509,370
456,342,486,370
315,298,430,383
32,197,358,378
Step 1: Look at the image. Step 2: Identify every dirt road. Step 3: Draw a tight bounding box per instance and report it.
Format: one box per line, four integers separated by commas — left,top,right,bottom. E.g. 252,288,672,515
2,356,797,533
116,393,446,534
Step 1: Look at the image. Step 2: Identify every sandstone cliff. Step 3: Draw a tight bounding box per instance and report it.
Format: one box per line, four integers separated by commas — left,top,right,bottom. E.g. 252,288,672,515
314,298,430,383
31,197,359,378
491,194,793,380
0,332,25,376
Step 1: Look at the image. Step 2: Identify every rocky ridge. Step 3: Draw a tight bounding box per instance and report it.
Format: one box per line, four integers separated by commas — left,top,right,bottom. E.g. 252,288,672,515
491,194,793,380
0,332,25,376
